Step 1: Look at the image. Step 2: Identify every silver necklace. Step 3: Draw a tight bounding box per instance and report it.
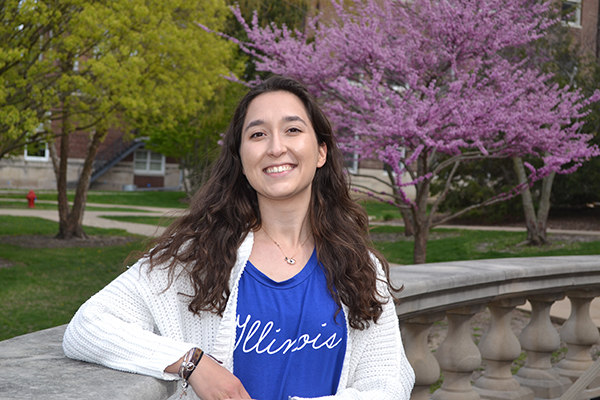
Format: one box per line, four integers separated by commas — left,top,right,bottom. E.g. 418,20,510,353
262,228,311,265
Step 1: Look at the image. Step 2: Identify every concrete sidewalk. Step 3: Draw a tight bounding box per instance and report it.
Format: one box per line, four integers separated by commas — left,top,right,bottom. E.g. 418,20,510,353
0,199,184,236
2,199,600,326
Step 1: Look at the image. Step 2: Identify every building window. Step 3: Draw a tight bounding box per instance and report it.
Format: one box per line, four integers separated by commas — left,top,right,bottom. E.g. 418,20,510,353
134,150,165,174
344,152,359,174
24,142,49,161
562,0,581,28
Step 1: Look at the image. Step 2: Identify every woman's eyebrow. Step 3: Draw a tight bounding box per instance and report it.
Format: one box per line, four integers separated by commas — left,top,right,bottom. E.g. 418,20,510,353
283,115,307,125
244,119,265,133
245,116,307,133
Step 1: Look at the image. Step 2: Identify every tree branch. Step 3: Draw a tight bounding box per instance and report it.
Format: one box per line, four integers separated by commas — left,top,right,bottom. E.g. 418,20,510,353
431,187,524,227
430,160,460,216
350,172,397,190
350,184,409,206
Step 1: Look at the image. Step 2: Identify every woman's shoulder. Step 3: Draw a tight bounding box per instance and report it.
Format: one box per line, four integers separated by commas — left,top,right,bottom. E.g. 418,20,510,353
119,233,253,295
121,255,193,296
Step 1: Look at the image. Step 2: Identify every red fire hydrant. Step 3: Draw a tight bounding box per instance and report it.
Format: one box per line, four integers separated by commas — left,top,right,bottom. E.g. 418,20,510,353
26,190,36,208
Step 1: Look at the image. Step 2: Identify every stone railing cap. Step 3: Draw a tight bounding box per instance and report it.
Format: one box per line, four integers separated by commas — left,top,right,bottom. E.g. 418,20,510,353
0,325,175,400
392,255,600,318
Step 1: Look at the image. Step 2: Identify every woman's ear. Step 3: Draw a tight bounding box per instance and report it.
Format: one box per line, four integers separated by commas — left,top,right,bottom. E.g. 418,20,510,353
317,143,327,168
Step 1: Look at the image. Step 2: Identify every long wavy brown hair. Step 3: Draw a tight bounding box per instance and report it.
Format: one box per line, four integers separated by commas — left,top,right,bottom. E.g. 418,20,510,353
146,76,397,330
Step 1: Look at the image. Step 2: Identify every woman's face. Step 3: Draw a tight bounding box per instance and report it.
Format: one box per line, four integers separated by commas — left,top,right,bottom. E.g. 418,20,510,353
239,91,327,205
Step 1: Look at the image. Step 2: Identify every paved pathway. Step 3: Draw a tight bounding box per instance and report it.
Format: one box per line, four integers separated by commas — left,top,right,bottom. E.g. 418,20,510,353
0,199,184,236
2,198,600,326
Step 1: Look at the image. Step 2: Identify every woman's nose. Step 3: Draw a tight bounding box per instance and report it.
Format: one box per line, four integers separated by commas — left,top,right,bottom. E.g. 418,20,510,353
267,133,286,157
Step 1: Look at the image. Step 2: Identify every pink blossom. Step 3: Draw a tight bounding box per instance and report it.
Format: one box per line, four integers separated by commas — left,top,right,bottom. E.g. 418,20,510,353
222,0,598,209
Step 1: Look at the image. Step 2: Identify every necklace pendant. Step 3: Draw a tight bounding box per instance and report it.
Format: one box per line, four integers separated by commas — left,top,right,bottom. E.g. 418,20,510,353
285,257,296,265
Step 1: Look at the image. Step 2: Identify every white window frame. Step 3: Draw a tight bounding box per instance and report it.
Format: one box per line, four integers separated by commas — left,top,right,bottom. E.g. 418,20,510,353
343,134,360,174
24,141,49,161
562,0,582,28
345,151,359,174
24,123,50,161
134,149,165,175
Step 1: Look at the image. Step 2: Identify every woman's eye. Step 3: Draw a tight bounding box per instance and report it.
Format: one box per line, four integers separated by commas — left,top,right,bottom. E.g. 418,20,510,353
250,132,265,138
287,127,301,133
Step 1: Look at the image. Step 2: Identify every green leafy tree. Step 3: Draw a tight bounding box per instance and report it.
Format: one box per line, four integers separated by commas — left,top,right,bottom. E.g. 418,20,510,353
226,0,309,80
146,81,247,195
44,0,237,239
550,46,600,208
145,0,309,194
0,0,78,159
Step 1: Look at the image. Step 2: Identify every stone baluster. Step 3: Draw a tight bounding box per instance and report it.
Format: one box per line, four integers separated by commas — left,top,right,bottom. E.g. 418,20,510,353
474,298,534,400
556,289,600,398
401,312,445,400
515,293,571,399
431,305,485,400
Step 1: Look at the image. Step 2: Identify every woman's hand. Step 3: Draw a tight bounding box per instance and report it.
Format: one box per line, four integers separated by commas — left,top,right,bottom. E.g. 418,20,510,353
188,356,254,400
165,352,254,400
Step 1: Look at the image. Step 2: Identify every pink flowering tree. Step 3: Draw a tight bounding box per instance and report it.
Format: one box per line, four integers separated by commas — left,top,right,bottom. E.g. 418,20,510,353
207,0,599,263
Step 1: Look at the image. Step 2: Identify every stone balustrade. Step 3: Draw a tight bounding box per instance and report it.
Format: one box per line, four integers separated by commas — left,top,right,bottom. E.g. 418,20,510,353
1,255,600,399
394,255,600,400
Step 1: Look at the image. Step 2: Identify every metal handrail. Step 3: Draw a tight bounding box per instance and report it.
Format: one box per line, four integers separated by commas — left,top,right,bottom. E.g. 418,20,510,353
90,138,144,183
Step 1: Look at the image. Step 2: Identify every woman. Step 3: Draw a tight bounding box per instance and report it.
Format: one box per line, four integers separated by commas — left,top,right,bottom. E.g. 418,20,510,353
63,76,415,400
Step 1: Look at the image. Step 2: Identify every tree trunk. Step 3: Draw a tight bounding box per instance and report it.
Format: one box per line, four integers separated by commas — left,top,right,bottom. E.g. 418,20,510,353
537,170,556,241
180,157,191,195
399,207,415,236
412,152,431,264
385,165,414,236
56,96,73,238
47,136,60,178
512,157,551,246
413,210,428,264
63,127,108,238
56,127,107,239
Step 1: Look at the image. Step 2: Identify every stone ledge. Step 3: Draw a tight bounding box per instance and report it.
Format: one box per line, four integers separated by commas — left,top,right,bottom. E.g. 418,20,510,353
4,255,600,399
392,255,600,319
0,325,176,400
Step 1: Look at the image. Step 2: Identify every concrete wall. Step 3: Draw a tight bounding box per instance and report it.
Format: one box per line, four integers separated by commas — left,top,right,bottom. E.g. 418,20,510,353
90,161,136,190
90,162,181,191
3,256,600,399
349,168,416,201
0,158,181,191
0,157,84,190
0,325,176,400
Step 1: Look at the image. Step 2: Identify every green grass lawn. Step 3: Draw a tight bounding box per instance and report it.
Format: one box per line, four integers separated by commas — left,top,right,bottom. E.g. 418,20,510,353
0,190,189,208
1,196,599,342
0,193,400,213
0,216,145,341
359,200,404,221
370,225,600,264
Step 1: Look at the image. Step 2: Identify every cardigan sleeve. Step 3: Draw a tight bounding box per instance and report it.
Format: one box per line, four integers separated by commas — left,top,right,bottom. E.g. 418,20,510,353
62,259,196,380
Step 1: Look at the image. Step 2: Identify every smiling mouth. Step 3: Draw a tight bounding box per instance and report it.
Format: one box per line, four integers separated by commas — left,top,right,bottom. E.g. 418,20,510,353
265,165,294,174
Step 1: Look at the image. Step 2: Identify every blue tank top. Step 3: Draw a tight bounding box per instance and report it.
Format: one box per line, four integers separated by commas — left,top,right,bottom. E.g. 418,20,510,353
234,248,347,400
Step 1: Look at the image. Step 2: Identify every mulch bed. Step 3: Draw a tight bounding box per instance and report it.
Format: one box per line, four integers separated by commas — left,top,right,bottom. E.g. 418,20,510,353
0,257,17,269
445,207,600,232
372,207,600,243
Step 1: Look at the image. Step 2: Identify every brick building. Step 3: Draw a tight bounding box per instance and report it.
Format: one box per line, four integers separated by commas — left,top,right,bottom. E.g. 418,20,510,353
1,0,596,194
0,130,180,191
566,0,599,59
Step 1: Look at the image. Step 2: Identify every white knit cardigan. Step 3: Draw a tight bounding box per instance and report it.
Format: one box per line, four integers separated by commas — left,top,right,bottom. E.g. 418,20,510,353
63,232,415,399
